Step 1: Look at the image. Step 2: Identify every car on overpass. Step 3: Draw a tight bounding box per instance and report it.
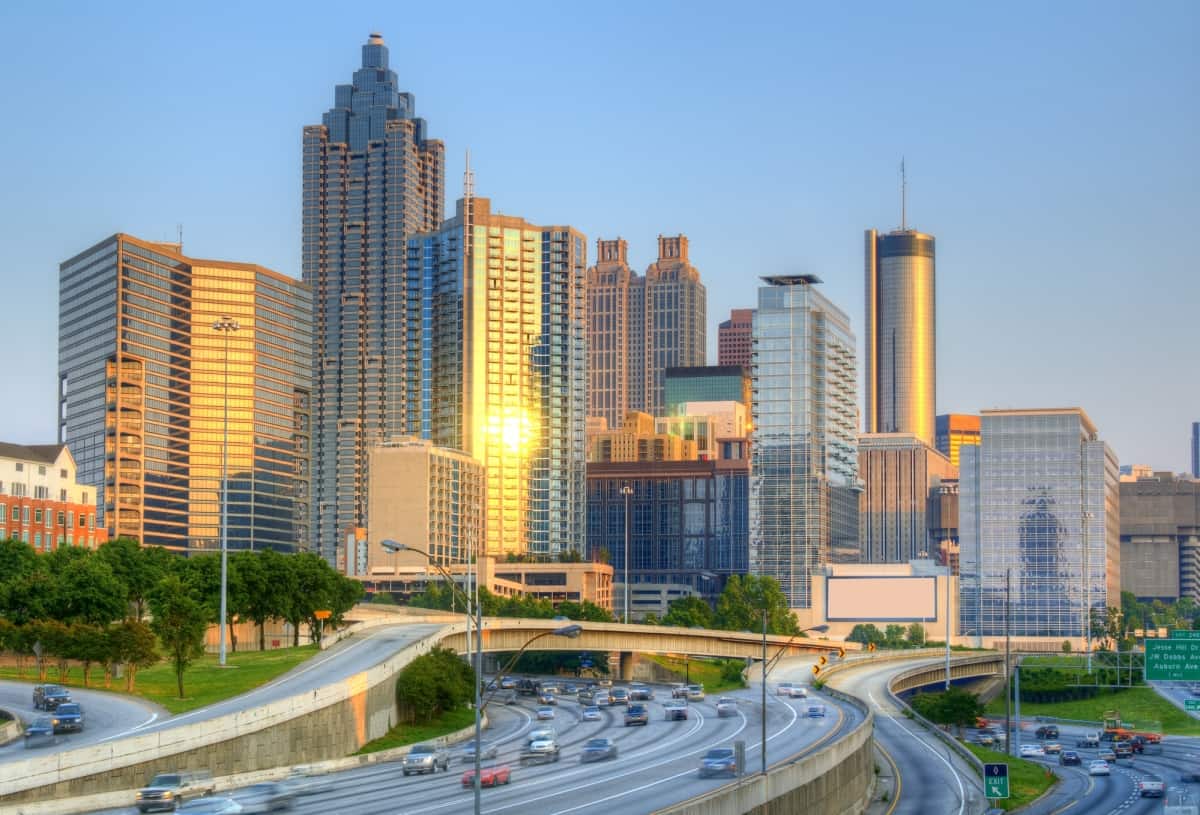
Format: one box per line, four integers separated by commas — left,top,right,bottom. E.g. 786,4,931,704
32,684,72,711
51,702,84,733
23,717,56,748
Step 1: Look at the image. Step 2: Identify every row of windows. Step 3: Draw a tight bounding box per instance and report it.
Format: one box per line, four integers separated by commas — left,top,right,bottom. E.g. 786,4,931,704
0,504,95,528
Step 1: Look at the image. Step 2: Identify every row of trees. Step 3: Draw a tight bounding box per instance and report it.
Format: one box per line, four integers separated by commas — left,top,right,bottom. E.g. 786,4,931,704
846,622,928,649
0,537,363,697
655,575,801,636
407,582,614,623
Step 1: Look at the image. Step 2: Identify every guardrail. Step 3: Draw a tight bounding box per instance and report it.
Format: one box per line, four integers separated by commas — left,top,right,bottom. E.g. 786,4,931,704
885,663,987,780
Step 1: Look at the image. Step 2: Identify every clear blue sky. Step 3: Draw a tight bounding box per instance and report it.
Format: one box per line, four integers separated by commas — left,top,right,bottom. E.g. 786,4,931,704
1,1,1196,469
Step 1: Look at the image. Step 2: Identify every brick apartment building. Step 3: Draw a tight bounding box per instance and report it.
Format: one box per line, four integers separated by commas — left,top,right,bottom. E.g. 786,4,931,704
0,442,107,551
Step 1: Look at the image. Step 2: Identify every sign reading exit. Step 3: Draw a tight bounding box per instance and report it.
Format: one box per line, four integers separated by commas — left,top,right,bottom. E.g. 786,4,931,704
985,763,1009,799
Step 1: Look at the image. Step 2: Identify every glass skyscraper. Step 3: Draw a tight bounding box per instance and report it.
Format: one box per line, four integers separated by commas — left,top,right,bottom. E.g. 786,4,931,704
58,234,312,553
405,197,587,558
304,33,445,561
959,408,1119,639
750,275,859,608
586,235,706,428
864,228,936,447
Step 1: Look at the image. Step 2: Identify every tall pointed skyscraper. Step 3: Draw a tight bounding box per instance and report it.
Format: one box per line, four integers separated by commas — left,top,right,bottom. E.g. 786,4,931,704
864,169,936,446
304,34,445,561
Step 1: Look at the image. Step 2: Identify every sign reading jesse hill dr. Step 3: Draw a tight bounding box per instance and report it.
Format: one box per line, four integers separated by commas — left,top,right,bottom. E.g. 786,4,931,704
1146,639,1200,681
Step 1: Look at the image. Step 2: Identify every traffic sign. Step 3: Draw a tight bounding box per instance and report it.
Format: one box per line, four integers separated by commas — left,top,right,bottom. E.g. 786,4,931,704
1187,699,1200,712
1147,639,1200,681
1172,630,1200,640
984,763,1009,799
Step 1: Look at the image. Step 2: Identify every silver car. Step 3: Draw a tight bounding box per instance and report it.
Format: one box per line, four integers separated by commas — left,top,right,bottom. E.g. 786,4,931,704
460,741,499,763
402,744,449,775
716,697,738,717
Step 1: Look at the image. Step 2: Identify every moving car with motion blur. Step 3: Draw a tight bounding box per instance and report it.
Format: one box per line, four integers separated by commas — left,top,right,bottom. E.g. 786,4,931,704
402,744,450,775
23,717,56,748
462,765,511,788
716,697,738,717
582,706,602,722
520,732,560,765
698,748,738,778
280,766,332,796
536,706,556,720
580,737,618,762
232,782,293,813
628,683,654,701
460,741,499,763
178,799,243,815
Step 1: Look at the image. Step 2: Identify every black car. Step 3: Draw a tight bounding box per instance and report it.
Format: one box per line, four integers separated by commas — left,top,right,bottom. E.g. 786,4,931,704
580,737,618,763
232,781,294,813
1035,725,1059,739
24,716,56,748
1059,750,1082,766
51,702,84,733
33,684,72,711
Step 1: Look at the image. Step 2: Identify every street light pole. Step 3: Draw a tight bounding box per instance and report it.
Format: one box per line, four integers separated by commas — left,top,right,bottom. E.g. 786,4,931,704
945,574,952,690
1004,567,1012,756
621,484,633,623
212,316,239,667
760,607,767,776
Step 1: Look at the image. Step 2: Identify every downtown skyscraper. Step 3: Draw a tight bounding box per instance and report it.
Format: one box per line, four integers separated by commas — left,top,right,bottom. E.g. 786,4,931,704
303,34,445,560
864,227,937,447
586,236,706,429
751,275,859,608
406,195,587,559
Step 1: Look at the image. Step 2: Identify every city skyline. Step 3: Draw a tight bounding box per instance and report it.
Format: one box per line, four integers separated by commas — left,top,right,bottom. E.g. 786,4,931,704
1,4,1197,472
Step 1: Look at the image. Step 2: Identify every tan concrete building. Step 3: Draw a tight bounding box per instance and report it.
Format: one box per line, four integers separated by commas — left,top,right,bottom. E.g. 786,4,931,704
797,561,957,643
859,433,956,563
1120,472,1200,602
588,411,697,463
362,438,485,573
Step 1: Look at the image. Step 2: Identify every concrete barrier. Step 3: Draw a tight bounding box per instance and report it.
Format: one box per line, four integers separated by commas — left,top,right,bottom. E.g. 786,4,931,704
0,620,463,807
653,690,874,815
0,710,20,747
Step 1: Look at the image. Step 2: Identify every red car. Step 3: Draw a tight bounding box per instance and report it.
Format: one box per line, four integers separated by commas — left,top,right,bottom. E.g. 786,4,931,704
462,765,511,788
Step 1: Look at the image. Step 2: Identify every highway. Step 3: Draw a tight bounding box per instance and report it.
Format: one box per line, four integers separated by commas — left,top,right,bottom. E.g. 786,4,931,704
84,677,863,815
0,681,165,762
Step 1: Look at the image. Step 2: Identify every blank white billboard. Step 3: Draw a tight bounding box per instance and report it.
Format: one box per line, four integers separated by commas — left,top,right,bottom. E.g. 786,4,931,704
826,576,937,622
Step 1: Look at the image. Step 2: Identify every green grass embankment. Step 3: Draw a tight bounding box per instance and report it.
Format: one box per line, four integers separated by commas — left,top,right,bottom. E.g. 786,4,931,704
355,706,477,755
963,742,1057,811
984,686,1200,736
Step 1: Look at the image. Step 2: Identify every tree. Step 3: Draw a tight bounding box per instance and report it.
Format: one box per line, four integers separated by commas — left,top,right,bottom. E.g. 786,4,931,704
847,624,885,647
49,553,127,626
97,538,172,621
911,687,984,732
109,619,159,691
394,646,474,724
1061,640,1073,654
66,623,109,687
714,575,800,635
556,549,583,563
555,600,613,623
662,596,715,629
884,624,906,648
905,623,926,647
370,591,397,605
234,549,288,651
149,575,210,698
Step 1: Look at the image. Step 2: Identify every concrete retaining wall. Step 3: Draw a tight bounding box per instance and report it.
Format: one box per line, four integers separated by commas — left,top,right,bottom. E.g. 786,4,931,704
653,688,874,815
0,621,463,807
0,710,20,747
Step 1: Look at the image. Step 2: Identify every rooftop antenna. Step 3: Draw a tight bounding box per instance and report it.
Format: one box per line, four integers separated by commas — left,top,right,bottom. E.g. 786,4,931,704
900,158,907,231
464,148,474,201
177,223,183,251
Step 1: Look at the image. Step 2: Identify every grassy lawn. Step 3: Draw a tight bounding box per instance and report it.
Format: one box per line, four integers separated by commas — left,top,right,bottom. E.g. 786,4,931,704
356,706,477,755
983,686,1200,736
0,646,318,715
643,654,746,693
964,742,1057,811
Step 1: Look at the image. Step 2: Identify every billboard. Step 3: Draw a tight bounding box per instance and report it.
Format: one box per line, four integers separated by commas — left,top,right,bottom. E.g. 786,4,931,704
826,576,938,622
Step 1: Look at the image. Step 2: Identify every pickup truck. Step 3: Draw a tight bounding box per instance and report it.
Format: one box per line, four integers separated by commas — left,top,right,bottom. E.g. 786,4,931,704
1137,779,1165,798
135,771,215,813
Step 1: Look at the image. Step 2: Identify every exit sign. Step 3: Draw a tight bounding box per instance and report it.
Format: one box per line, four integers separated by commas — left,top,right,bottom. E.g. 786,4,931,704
985,763,1009,799
1186,699,1200,711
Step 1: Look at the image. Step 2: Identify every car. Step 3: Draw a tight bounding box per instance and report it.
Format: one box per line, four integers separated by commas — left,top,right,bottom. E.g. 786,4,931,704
671,683,690,699
1098,748,1116,762
1138,780,1165,798
538,692,558,706
32,684,72,711
552,615,569,622
580,737,618,762
520,734,560,765
23,716,57,748
686,684,706,701
807,704,827,718
1113,742,1133,759
594,691,612,707
51,702,84,733
462,765,511,788
1059,751,1081,766
529,726,556,741
698,747,738,778
609,688,630,706
975,733,996,747
624,703,649,726
664,701,689,721
401,744,450,775
536,706,556,720
178,799,243,814
496,690,519,705
597,678,613,687
136,771,216,813
499,676,517,689
716,697,738,718
1076,733,1100,748
563,683,579,695
581,706,602,722
776,682,796,696
232,782,294,813
578,689,596,704
460,741,499,763
1019,744,1045,758
629,683,654,701
786,685,808,699
1088,760,1111,776
279,766,332,796
1035,725,1060,739
1042,742,1062,755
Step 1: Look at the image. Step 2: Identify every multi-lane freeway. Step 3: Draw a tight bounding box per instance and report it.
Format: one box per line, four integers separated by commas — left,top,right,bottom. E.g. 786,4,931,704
84,677,861,815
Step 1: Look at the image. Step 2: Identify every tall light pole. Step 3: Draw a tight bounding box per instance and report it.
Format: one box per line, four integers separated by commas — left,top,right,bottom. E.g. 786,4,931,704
621,483,633,623
212,316,239,667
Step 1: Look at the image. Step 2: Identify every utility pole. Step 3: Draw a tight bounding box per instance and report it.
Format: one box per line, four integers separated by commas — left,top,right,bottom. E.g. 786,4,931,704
760,607,767,775
1004,567,1012,756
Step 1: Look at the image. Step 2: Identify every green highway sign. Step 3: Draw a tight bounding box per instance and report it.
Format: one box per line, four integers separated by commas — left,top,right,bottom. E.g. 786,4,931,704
985,763,1009,799
1186,700,1200,711
1146,639,1200,681
1172,630,1200,640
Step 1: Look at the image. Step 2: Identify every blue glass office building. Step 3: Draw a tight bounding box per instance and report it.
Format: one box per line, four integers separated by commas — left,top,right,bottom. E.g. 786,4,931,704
750,276,859,608
304,34,445,561
959,408,1119,639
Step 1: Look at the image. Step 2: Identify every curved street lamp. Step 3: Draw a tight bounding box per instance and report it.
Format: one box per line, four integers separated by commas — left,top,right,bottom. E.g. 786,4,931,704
212,316,239,667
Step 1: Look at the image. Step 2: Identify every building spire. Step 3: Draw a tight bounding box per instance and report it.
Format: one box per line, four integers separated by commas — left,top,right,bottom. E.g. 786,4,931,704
901,157,907,231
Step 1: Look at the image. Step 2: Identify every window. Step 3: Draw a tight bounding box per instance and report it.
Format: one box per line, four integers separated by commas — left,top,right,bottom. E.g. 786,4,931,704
78,514,85,528
45,511,51,529
14,462,22,472
60,489,67,502
82,491,89,504
60,469,68,479
9,506,16,521
38,466,46,476
34,509,42,523
34,532,41,548
67,511,74,528
23,507,30,522
57,511,65,527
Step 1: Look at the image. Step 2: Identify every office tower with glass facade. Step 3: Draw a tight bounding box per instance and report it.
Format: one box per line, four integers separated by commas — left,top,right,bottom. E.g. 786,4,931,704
959,408,1119,640
663,366,750,416
718,308,755,367
59,234,312,553
586,235,706,427
865,229,936,447
751,275,859,608
406,196,587,559
858,433,956,563
304,33,445,561
936,413,981,468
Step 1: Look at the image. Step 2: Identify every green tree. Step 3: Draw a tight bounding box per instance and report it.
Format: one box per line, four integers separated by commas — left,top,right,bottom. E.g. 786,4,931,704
234,549,289,651
149,575,210,698
1061,640,1072,654
556,549,584,563
715,575,799,635
662,596,715,629
97,538,172,621
394,646,474,724
49,552,127,626
884,624,906,648
911,687,985,731
905,623,926,647
555,600,613,622
846,624,885,647
109,619,159,691
66,623,109,687
370,591,397,605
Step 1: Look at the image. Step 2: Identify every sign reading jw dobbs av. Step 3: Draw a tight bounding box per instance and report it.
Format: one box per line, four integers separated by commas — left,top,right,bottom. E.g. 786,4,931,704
1146,639,1200,682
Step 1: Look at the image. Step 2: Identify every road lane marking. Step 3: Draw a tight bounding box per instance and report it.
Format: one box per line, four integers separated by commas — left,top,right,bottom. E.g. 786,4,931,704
869,691,966,815
875,739,902,815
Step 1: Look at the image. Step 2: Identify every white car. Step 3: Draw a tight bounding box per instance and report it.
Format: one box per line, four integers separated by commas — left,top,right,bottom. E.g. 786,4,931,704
1019,744,1045,758
536,706,556,720
1088,760,1111,776
581,706,602,721
776,682,796,696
